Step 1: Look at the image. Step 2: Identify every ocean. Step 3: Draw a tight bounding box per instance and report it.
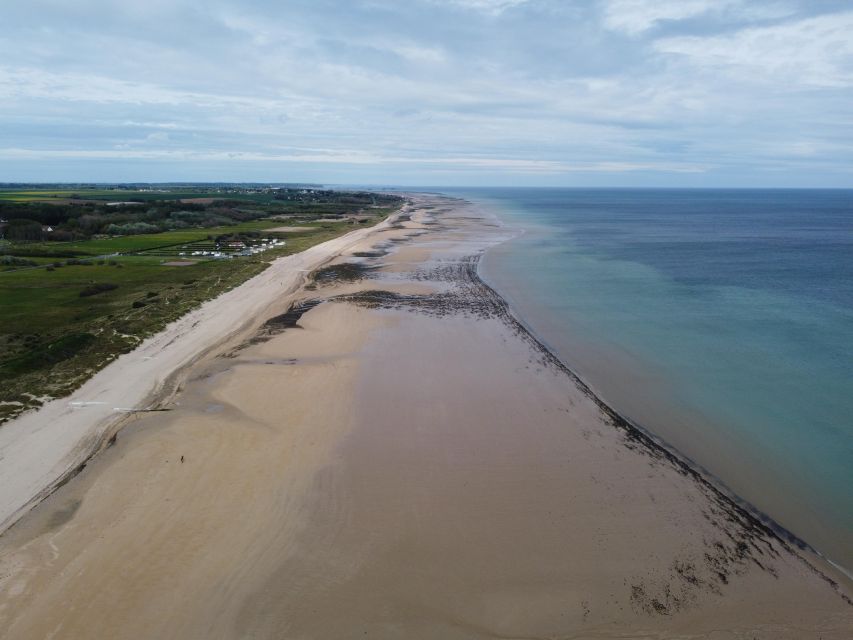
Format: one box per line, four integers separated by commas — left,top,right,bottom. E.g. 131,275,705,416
450,188,852,574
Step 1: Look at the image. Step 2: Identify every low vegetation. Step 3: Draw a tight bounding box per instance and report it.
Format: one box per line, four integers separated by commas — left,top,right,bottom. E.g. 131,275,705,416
0,184,404,423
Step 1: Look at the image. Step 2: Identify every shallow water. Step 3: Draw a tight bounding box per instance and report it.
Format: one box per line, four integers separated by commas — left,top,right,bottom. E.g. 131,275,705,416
454,187,853,573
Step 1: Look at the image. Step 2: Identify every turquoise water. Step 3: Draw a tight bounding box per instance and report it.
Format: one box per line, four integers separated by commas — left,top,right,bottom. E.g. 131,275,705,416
452,188,852,573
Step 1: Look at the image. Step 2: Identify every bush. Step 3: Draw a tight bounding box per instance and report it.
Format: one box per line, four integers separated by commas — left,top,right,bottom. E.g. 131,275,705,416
48,229,75,242
0,333,96,374
79,282,118,297
0,256,37,268
170,210,206,224
3,247,86,258
157,219,190,230
104,222,160,235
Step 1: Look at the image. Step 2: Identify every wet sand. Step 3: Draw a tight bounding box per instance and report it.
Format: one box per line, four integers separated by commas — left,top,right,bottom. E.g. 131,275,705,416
0,196,850,639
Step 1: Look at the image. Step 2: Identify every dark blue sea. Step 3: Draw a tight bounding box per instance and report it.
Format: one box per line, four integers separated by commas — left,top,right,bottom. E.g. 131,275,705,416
449,188,852,573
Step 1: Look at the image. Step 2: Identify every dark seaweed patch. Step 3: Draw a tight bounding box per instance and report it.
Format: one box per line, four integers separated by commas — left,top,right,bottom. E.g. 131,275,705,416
311,262,375,284
245,300,320,346
330,242,851,610
260,299,322,336
331,264,498,318
46,499,82,530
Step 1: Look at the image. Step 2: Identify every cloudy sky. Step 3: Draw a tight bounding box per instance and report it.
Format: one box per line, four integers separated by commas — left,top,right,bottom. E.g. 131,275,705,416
2,0,852,186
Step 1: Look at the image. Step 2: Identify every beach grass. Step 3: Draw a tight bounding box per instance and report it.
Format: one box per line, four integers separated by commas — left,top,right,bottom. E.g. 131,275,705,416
0,208,399,423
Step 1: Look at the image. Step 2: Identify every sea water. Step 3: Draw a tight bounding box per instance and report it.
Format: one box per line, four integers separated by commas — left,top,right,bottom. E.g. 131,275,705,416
456,188,852,573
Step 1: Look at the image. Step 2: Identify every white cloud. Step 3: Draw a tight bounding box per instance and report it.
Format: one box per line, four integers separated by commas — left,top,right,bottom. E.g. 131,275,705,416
428,0,531,16
0,66,226,106
382,41,447,64
0,65,342,122
602,0,735,35
0,1,850,184
600,0,795,35
0,147,709,174
655,12,853,88
145,132,171,142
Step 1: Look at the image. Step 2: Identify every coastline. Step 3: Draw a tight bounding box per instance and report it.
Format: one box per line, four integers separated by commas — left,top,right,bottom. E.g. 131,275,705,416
478,236,852,581
473,189,853,574
0,204,409,536
478,256,852,586
474,205,853,590
0,194,849,638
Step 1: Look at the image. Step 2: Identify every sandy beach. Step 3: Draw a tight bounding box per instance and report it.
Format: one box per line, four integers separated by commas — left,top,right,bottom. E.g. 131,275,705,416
0,195,850,639
0,209,405,537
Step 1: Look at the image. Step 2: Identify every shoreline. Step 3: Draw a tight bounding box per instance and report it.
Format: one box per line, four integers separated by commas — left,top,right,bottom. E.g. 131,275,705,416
429,199,852,593
0,194,849,638
476,204,853,582
475,250,851,590
475,191,853,576
0,203,410,536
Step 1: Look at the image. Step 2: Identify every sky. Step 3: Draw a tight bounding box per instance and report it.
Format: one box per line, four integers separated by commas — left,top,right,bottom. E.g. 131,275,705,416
1,0,852,187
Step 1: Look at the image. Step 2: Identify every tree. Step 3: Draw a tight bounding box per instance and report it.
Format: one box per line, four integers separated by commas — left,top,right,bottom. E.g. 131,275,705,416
5,219,43,242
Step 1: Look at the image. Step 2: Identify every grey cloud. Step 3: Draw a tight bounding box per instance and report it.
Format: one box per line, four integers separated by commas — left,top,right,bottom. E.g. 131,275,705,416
0,0,851,185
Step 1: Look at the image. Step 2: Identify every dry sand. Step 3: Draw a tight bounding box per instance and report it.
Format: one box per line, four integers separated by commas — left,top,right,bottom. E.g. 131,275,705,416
0,209,406,537
0,196,850,639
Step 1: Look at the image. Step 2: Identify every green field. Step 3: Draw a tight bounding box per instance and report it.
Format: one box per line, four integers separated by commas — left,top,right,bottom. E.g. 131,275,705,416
0,187,322,204
8,220,286,258
0,190,97,202
0,188,230,202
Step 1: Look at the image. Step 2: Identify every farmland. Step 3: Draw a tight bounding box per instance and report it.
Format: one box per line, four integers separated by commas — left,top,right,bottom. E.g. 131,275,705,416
0,184,323,203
